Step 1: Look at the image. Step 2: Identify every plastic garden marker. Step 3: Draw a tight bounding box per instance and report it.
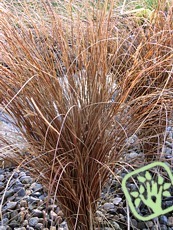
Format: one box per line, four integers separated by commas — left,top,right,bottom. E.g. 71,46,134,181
122,162,173,221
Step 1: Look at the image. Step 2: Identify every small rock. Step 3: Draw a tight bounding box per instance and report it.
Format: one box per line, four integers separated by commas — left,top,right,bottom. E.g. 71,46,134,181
6,201,17,210
131,219,138,227
0,182,5,191
4,189,14,199
22,220,28,227
10,210,19,220
146,221,154,228
0,218,9,225
129,151,138,158
50,210,57,220
137,222,146,229
0,175,4,181
32,192,42,197
107,208,117,215
13,186,26,197
3,212,11,219
164,147,172,155
14,228,26,230
9,220,20,228
28,196,40,204
13,172,19,179
160,225,168,230
112,222,121,230
0,227,7,230
32,209,43,218
19,172,26,177
113,197,122,205
160,215,168,225
103,202,114,210
35,223,44,230
168,217,173,227
31,183,43,192
50,227,56,230
20,200,28,208
165,201,173,208
20,176,32,184
28,217,39,227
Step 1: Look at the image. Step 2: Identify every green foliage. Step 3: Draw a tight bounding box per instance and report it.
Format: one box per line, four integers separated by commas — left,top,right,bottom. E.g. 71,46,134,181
130,171,172,212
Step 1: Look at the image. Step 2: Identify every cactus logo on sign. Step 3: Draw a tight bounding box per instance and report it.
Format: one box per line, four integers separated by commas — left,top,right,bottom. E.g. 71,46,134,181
122,162,173,221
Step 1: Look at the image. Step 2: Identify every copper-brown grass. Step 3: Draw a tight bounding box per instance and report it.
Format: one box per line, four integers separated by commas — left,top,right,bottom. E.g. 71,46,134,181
0,0,173,229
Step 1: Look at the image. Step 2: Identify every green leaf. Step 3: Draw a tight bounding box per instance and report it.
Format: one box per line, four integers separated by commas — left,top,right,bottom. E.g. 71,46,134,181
163,183,171,190
145,171,152,180
158,175,164,185
151,181,158,194
139,185,145,194
137,175,146,183
134,198,141,208
130,191,139,198
162,191,171,197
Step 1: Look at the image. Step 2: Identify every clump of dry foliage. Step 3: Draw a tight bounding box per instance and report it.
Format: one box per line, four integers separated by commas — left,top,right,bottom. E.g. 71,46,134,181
0,0,173,229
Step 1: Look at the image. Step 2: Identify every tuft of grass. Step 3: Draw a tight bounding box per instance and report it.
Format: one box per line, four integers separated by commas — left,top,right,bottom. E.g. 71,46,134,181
0,0,173,228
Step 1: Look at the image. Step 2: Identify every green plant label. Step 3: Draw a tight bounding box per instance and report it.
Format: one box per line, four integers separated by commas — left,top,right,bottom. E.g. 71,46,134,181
122,162,173,221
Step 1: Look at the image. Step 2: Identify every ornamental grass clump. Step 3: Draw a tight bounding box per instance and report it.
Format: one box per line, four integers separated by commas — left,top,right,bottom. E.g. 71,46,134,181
0,0,173,229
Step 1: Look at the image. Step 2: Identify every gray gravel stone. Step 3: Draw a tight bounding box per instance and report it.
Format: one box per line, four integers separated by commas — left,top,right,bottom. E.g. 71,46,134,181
146,221,154,228
129,151,138,158
168,217,173,227
0,182,5,191
31,183,43,192
20,176,32,184
4,189,14,199
0,174,5,181
137,222,146,229
0,227,7,230
160,225,168,230
103,202,114,210
0,218,9,225
35,223,44,230
112,197,122,205
14,228,26,230
28,217,39,227
9,220,20,228
32,209,43,218
6,201,17,210
131,219,138,227
160,215,168,225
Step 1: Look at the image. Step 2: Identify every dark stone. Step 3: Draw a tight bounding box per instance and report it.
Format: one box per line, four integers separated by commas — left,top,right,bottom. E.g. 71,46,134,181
20,176,32,184
13,186,26,197
9,220,20,228
131,219,137,228
160,225,168,230
3,212,11,220
35,223,44,230
137,222,146,229
4,190,15,199
0,175,4,181
10,210,19,220
0,227,7,230
6,201,17,210
0,182,5,191
32,209,43,218
160,215,168,225
164,201,173,208
12,172,19,179
31,183,43,192
107,209,117,215
32,192,42,197
0,218,9,225
28,217,39,227
28,196,40,204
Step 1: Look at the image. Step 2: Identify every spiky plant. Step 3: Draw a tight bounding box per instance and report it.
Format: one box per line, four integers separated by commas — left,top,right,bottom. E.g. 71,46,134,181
0,0,173,229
